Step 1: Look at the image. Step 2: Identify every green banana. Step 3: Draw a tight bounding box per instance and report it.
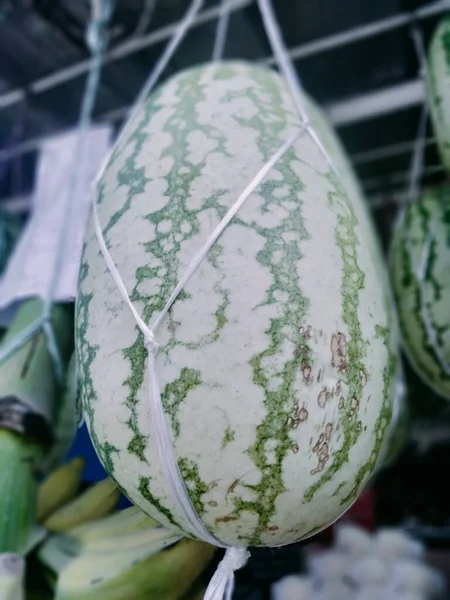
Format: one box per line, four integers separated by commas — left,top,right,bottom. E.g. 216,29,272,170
78,522,182,555
66,506,157,546
39,520,181,575
56,538,215,600
181,582,207,600
44,478,120,533
37,499,216,600
37,457,86,522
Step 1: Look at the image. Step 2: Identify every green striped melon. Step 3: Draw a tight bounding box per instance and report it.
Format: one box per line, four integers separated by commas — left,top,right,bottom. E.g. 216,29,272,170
390,184,450,399
378,361,409,470
427,16,450,173
76,61,398,547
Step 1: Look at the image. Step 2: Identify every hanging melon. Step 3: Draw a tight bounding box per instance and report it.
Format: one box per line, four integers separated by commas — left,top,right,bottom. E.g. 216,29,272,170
426,16,450,174
390,184,450,399
76,61,399,547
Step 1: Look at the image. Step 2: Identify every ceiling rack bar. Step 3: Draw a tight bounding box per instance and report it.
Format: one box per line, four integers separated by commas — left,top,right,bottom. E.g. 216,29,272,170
0,0,253,110
326,79,425,127
261,0,449,66
0,0,447,113
352,137,435,165
362,163,444,192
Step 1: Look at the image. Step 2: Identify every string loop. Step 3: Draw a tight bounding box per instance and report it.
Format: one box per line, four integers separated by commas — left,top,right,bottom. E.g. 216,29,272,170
204,547,251,600
143,329,159,355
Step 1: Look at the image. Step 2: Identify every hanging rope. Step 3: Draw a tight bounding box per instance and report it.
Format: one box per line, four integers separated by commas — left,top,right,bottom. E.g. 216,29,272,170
256,0,344,181
133,0,157,37
212,0,232,61
95,0,204,189
0,0,113,376
405,25,428,206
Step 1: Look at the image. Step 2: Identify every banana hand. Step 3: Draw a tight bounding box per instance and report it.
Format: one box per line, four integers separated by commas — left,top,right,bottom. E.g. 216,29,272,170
56,538,215,600
37,457,85,522
43,478,120,533
67,506,157,547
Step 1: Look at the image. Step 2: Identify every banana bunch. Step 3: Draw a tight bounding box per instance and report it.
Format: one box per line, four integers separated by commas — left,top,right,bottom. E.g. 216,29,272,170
30,458,216,599
37,457,86,524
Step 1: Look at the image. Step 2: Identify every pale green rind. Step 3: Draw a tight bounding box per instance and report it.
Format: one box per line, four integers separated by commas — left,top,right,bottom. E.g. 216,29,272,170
376,359,409,471
390,184,450,399
76,61,397,547
426,16,450,173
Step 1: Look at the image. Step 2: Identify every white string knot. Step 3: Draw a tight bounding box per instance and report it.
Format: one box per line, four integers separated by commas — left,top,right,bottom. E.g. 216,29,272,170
218,546,249,574
143,329,159,355
204,547,250,600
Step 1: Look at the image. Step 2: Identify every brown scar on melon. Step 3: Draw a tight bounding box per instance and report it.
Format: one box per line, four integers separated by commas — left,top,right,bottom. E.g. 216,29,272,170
215,515,239,523
313,433,325,453
310,449,330,474
349,397,360,420
290,402,308,428
299,407,309,422
226,479,240,497
318,387,329,408
296,339,312,381
311,426,332,474
331,332,347,372
317,442,329,457
360,370,367,386
351,397,360,410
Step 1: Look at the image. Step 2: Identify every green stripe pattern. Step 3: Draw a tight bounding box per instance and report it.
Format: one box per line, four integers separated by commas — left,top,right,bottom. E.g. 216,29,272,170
76,61,397,547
